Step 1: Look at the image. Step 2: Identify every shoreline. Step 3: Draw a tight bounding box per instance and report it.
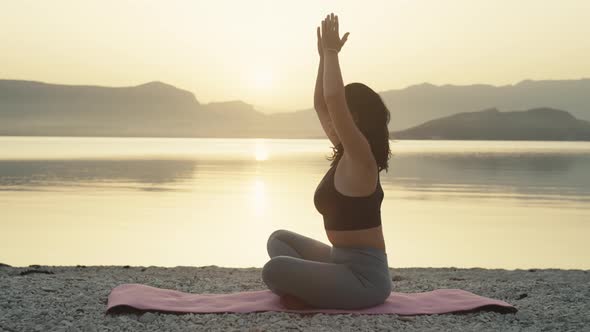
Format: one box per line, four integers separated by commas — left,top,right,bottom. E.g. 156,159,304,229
3,135,590,143
1,265,588,331
3,262,588,272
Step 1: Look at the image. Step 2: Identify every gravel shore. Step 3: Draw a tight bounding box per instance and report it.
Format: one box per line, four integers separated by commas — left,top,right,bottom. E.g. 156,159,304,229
0,264,588,331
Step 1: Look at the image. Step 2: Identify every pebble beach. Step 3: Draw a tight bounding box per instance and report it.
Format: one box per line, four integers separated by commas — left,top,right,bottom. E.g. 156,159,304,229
0,264,588,331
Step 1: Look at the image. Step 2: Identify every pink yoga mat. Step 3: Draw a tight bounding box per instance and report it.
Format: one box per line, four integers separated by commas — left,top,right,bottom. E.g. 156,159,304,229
106,283,517,315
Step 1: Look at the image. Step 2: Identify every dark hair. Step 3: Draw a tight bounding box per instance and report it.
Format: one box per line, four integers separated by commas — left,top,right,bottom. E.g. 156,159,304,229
327,82,392,172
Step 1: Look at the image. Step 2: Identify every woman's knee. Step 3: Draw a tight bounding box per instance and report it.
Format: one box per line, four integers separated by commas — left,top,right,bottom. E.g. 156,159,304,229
267,229,300,258
267,229,288,244
267,229,298,244
262,256,293,293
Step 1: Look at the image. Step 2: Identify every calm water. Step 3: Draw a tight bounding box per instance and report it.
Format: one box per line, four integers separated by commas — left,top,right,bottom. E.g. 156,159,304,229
1,137,589,269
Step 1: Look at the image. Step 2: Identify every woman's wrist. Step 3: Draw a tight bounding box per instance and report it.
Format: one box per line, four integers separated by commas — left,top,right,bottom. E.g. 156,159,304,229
323,50,339,58
322,49,339,58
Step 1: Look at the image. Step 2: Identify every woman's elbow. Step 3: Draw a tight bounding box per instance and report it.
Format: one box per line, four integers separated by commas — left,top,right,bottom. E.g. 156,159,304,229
314,102,327,112
324,92,347,109
324,86,345,100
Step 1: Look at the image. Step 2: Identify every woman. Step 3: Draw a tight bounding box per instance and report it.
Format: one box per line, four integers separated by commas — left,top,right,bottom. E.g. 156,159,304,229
262,13,392,310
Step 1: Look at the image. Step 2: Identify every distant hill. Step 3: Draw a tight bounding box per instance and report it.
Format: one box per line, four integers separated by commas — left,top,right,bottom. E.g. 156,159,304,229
1,78,590,138
0,79,325,138
289,79,590,133
0,80,201,137
380,79,590,130
391,108,590,141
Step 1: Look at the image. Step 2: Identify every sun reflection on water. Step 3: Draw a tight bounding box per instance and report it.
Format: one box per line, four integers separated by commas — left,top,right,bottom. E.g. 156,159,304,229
254,140,269,161
251,179,266,216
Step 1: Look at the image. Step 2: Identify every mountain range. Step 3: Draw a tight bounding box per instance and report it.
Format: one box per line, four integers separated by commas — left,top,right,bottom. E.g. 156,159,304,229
392,108,590,141
1,78,589,139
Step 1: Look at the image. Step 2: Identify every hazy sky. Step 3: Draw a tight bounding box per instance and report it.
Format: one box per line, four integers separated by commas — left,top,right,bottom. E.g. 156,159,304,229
2,0,589,112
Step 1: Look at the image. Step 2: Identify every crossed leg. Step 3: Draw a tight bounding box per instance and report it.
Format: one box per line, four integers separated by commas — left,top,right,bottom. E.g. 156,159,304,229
263,229,388,309
265,229,334,309
266,229,332,262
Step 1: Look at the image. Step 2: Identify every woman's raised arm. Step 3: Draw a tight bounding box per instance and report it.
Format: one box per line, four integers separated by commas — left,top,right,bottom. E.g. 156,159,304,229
321,13,374,167
314,26,340,146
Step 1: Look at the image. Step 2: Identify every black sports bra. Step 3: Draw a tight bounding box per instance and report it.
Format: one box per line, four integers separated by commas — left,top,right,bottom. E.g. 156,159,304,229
314,161,384,231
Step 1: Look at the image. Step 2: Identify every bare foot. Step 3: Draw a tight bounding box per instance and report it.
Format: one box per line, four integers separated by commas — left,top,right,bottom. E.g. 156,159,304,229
279,294,314,310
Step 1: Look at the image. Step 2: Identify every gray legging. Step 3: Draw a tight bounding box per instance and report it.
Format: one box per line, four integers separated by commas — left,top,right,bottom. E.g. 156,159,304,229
262,229,392,309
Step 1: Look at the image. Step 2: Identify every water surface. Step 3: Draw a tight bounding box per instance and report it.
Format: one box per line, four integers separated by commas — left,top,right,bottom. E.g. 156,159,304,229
1,137,589,269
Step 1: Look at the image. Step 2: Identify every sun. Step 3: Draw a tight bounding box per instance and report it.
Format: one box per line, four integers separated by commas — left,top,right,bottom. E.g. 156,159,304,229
254,140,269,161
251,70,274,91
